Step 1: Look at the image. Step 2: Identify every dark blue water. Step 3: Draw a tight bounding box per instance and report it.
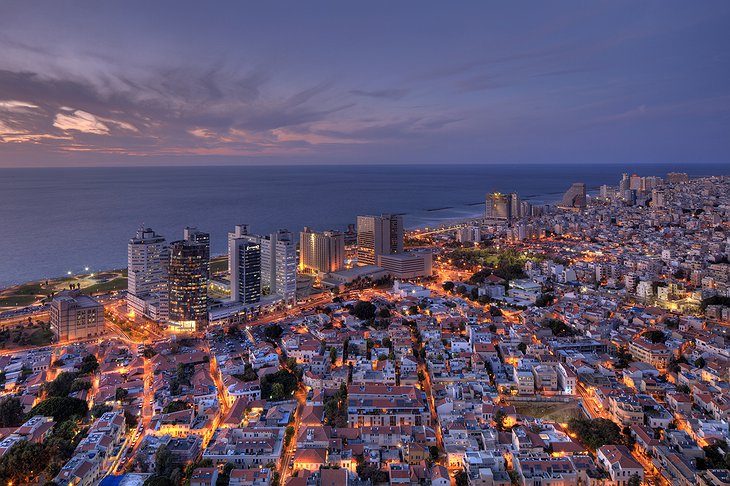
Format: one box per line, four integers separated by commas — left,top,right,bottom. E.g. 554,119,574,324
0,163,727,287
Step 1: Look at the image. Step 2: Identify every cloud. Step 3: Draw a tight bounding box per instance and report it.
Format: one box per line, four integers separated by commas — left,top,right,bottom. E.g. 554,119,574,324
349,88,410,101
0,100,40,112
53,109,138,135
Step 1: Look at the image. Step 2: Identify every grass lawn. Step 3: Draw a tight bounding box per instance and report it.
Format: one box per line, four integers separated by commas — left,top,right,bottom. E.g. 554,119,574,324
13,283,54,296
29,327,54,346
513,401,582,423
0,295,39,307
0,323,54,348
82,277,128,294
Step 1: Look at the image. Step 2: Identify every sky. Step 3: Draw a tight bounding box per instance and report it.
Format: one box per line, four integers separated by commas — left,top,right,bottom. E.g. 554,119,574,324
0,1,729,167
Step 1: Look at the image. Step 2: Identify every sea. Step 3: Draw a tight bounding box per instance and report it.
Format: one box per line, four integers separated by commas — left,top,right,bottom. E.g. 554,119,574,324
0,163,727,288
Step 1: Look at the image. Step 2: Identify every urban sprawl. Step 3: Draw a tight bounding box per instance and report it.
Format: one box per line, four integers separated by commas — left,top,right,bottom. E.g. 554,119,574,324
2,171,730,486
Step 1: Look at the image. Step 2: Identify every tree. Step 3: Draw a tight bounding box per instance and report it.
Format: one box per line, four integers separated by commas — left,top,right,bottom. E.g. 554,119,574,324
0,440,49,484
284,425,295,447
378,308,391,319
329,347,338,365
125,410,139,429
568,417,629,451
154,444,174,476
0,396,24,427
116,387,129,402
627,473,642,486
90,403,113,418
79,354,99,374
163,400,191,414
271,383,286,401
27,397,88,423
642,330,666,344
455,470,469,486
144,476,173,486
517,342,527,354
264,324,284,341
70,378,92,392
493,409,507,431
44,371,80,397
695,357,706,369
352,301,376,320
442,281,455,292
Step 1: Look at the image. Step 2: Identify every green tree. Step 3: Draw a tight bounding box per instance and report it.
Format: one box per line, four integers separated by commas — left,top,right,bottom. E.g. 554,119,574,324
0,440,49,484
352,301,377,320
27,397,88,423
79,354,99,374
154,444,174,476
90,403,113,418
163,400,191,414
271,383,285,401
116,387,129,402
0,396,24,427
44,371,80,397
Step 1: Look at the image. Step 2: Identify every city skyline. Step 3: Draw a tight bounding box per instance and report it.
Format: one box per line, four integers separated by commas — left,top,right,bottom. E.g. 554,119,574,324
1,1,729,167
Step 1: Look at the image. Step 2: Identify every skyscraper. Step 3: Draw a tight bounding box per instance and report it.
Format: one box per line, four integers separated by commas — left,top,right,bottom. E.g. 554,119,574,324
127,227,169,321
508,192,521,220
560,183,587,209
168,236,209,332
228,225,295,304
485,193,510,220
299,227,345,274
356,214,404,266
228,225,260,304
184,227,210,279
261,229,297,303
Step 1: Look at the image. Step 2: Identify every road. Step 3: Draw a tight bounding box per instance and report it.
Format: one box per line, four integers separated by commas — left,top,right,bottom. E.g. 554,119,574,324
279,386,306,485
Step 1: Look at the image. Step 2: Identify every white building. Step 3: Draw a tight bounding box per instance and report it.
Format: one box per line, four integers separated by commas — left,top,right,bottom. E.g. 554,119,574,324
127,227,169,321
299,227,345,274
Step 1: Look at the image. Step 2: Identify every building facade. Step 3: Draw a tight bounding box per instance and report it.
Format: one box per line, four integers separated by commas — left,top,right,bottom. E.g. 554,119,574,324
168,238,209,332
127,227,169,321
357,214,404,266
50,290,105,341
299,227,345,274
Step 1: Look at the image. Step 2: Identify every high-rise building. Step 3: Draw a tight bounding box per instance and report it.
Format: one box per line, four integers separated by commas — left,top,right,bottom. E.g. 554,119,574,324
629,174,642,191
168,237,209,332
485,193,511,220
299,227,345,274
228,225,260,304
127,227,168,321
356,214,404,266
184,227,210,279
228,225,295,304
50,290,105,341
619,173,630,192
508,192,521,220
560,183,587,209
261,229,297,303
